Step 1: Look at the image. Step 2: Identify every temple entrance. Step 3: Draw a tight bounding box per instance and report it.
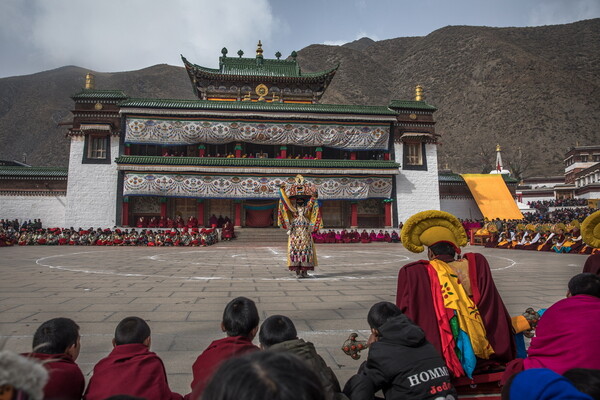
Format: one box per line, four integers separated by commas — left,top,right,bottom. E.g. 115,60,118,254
206,199,233,227
321,200,346,228
244,200,277,227
169,198,196,222
357,199,384,228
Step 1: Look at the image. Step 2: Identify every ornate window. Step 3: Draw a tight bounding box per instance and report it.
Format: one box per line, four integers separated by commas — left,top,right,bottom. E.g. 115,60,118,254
83,135,111,164
403,142,427,171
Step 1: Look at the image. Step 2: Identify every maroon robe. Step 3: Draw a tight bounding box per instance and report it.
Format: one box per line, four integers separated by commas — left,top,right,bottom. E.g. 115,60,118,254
583,253,600,275
187,336,259,399
23,353,84,400
396,253,515,374
84,343,182,400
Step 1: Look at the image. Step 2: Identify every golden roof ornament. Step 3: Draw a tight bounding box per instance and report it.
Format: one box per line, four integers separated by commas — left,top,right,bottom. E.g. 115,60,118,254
256,40,264,57
496,144,501,152
415,85,423,101
85,73,95,90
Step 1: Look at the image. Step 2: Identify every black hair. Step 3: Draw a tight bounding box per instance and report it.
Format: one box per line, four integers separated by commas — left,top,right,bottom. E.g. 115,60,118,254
428,241,456,257
202,351,325,400
114,316,151,345
568,273,600,298
222,297,259,337
32,317,80,354
259,315,297,348
367,301,403,330
563,368,600,400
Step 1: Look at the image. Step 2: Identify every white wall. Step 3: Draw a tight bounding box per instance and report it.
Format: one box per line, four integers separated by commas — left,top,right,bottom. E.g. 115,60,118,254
65,136,119,227
440,198,483,220
0,195,67,227
395,143,441,223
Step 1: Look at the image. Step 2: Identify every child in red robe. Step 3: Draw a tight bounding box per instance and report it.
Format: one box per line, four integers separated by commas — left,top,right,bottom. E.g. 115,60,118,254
84,316,182,400
187,296,260,399
23,317,85,400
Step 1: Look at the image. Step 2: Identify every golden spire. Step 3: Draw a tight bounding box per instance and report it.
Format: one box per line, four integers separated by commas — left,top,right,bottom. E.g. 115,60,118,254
256,40,263,57
415,85,423,101
496,144,501,152
85,72,95,90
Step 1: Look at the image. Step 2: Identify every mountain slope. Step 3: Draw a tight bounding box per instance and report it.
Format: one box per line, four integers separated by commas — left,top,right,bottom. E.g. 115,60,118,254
1,19,598,177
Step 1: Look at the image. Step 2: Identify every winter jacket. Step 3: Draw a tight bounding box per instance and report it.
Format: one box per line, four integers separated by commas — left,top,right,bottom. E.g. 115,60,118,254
269,338,347,400
343,314,456,400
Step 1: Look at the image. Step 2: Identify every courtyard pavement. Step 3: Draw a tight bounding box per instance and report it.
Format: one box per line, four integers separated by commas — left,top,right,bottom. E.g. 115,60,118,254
0,242,589,394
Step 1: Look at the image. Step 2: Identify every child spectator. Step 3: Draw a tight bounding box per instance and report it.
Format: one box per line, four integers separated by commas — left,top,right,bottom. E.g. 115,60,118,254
343,302,456,400
84,316,182,400
23,317,85,400
188,296,260,398
259,315,346,400
202,351,325,400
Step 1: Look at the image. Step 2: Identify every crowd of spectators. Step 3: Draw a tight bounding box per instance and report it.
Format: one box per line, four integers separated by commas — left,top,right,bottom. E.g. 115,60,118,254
527,199,589,213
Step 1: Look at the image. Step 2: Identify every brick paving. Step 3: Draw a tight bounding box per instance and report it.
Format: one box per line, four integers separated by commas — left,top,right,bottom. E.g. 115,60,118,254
0,243,589,393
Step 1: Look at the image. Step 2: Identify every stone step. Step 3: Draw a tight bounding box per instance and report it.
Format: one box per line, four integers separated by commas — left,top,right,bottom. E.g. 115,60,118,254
231,228,288,243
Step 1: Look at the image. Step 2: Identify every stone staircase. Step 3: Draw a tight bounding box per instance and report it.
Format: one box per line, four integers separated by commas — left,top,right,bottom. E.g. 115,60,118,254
230,227,289,243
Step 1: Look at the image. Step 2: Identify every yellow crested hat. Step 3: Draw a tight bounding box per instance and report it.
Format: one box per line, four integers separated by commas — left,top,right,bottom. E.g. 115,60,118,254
581,210,600,249
401,210,468,254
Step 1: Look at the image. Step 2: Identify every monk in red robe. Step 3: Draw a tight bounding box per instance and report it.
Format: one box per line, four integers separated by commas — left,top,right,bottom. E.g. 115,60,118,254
84,316,182,400
397,210,515,379
360,230,371,243
187,297,259,399
23,318,85,400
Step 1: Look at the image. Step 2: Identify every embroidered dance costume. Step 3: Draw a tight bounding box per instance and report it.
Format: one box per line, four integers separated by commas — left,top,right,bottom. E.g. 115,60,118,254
278,175,323,277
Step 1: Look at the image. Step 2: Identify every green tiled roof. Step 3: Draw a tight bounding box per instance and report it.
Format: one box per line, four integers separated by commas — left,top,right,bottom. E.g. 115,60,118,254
388,100,437,111
119,98,398,116
116,155,400,169
0,166,68,177
72,89,128,100
182,55,338,79
438,173,518,184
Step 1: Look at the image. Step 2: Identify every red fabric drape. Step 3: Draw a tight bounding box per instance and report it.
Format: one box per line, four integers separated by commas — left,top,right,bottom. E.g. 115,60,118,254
245,208,273,227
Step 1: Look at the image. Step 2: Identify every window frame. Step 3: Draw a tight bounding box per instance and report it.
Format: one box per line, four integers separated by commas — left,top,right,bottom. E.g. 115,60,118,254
403,141,427,171
82,134,111,164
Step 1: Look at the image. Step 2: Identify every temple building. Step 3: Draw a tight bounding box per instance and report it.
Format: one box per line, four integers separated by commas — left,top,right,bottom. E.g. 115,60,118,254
61,42,441,228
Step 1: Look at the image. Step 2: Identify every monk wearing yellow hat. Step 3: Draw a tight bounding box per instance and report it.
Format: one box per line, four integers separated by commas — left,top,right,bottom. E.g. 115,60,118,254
397,210,515,379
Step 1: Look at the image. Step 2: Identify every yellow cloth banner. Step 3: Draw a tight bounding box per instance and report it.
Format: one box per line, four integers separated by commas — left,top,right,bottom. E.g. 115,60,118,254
429,259,495,360
461,174,524,220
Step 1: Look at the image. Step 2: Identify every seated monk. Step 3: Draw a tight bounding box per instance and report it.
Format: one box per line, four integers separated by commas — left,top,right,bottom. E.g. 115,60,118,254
384,231,391,242
369,230,377,242
342,230,352,243
23,318,85,400
84,317,182,400
222,221,235,241
350,230,361,243
335,230,343,243
209,214,218,228
390,230,400,243
158,216,166,228
148,217,158,228
397,210,515,379
502,273,600,383
360,230,371,243
376,230,385,242
166,217,175,228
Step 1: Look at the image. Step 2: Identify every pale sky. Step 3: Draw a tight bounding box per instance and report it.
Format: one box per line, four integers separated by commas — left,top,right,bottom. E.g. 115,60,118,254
1,0,598,78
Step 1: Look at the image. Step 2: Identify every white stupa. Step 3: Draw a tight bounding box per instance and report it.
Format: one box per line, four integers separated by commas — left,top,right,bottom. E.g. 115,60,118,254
489,144,511,175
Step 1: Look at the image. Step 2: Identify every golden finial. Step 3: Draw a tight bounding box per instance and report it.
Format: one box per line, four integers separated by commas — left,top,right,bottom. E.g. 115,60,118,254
85,72,95,90
415,85,423,101
256,40,264,57
496,144,501,152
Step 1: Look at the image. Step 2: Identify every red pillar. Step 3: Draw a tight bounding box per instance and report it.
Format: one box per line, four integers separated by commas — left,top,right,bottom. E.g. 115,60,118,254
350,203,358,228
350,152,357,160
234,202,242,227
160,198,167,219
384,201,392,227
197,200,204,227
235,143,242,158
198,145,205,157
315,147,322,159
122,198,129,226
124,144,131,155
280,146,287,159
384,152,390,160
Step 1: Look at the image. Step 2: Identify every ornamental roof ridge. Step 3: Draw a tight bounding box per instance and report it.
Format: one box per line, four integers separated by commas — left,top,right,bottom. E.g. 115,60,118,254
119,97,397,116
115,155,400,169
388,99,437,111
72,89,128,100
0,166,68,177
181,54,339,79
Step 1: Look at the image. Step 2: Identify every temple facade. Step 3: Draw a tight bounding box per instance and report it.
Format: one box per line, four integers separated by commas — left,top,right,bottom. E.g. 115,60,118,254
61,43,441,228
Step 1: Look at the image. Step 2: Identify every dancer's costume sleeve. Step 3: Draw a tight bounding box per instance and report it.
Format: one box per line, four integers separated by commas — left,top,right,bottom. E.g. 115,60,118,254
277,187,295,230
